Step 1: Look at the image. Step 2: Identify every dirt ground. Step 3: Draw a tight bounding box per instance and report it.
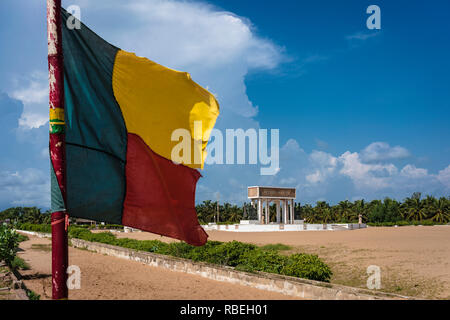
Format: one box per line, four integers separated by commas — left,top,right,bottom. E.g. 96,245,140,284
114,225,450,299
0,265,17,300
17,235,298,300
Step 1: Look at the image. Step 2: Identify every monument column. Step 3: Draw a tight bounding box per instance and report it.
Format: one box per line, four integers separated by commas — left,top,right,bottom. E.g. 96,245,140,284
276,201,280,223
283,200,288,224
257,199,262,224
265,199,269,224
290,199,294,224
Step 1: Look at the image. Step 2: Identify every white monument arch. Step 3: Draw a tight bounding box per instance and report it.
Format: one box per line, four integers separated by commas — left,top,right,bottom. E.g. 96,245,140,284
202,185,367,232
248,186,296,224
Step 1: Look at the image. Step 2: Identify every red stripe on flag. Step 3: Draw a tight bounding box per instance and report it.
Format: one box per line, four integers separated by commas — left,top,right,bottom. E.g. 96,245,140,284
122,133,208,246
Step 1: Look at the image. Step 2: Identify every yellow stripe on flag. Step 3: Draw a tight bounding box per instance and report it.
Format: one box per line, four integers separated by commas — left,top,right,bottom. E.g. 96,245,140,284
50,107,65,122
112,50,219,169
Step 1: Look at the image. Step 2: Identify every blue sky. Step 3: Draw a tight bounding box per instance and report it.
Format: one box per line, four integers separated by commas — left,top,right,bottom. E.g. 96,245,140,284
0,0,449,209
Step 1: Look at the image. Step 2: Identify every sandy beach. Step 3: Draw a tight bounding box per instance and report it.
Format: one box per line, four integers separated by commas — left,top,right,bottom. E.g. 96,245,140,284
114,225,450,299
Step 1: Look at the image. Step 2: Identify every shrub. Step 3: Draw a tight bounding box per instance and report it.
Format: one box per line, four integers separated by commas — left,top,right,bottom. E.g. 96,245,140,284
201,241,256,266
16,223,51,234
68,227,91,239
282,253,332,282
179,241,222,262
237,249,288,274
0,224,20,266
115,238,169,253
164,242,195,258
89,231,116,243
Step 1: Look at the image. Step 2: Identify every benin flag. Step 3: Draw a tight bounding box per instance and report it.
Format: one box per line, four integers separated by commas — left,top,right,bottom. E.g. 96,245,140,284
51,9,219,246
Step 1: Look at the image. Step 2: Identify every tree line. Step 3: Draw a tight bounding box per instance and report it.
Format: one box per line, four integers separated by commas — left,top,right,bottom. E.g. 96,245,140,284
195,193,449,224
1,193,449,226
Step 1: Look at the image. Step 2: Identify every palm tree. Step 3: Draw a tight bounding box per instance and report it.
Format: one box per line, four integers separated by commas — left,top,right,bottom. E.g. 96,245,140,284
314,201,330,223
228,206,242,222
402,195,426,221
322,208,333,223
302,204,317,223
429,197,450,223
337,200,353,222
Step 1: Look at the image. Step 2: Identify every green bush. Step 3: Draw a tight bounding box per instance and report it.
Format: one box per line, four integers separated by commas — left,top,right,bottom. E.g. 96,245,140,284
115,238,169,253
282,253,332,282
164,242,195,259
16,223,51,233
237,249,288,274
68,226,91,238
200,241,256,266
182,241,222,262
0,224,20,266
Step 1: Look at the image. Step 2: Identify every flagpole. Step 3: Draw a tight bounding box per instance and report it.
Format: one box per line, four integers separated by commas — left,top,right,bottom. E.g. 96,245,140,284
47,0,68,300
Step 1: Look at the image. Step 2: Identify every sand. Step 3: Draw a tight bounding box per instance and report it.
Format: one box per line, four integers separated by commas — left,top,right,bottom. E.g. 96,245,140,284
114,225,450,299
17,235,298,300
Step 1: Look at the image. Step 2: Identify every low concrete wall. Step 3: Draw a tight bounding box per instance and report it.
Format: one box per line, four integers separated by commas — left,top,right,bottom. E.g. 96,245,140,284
203,223,367,232
17,230,51,238
70,238,407,300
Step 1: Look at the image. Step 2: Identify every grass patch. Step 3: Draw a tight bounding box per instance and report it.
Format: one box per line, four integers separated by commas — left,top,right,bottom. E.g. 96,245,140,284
10,256,30,271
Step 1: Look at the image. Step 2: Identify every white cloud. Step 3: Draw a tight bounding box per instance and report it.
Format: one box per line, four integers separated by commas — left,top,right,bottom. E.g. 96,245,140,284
108,0,283,70
0,168,50,208
339,151,397,190
280,139,304,158
10,71,48,129
305,151,338,184
360,142,410,162
310,150,337,168
437,165,450,189
401,164,428,178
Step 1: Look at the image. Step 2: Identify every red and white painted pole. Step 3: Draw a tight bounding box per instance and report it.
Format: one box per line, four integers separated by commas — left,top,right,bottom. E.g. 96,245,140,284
47,0,69,300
